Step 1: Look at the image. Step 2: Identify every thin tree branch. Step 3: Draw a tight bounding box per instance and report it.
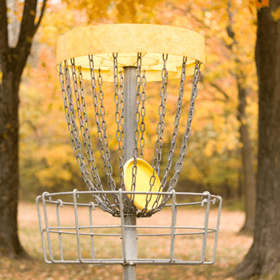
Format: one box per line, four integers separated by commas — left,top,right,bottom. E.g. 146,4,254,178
15,0,40,78
209,82,230,101
17,0,37,49
34,0,47,34
200,75,230,101
226,0,239,51
207,89,229,103
0,0,9,54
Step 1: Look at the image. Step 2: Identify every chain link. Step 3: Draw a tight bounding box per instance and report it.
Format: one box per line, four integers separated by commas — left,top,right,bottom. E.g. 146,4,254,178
89,56,117,192
139,70,146,159
59,62,91,185
112,53,132,212
70,60,101,187
118,70,133,213
142,59,201,216
154,53,168,174
59,61,113,214
120,72,124,130
120,71,125,151
98,69,116,190
142,54,168,213
130,52,142,205
88,55,121,214
167,60,201,191
72,62,115,210
98,68,121,208
113,53,125,189
153,57,188,212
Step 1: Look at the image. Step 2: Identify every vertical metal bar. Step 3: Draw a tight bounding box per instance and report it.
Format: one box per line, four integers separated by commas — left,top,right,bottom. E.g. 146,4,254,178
56,201,64,260
36,196,52,263
169,190,177,262
200,191,211,263
42,192,54,262
89,203,95,259
123,67,137,162
204,196,222,264
119,189,127,262
123,66,137,280
73,189,83,262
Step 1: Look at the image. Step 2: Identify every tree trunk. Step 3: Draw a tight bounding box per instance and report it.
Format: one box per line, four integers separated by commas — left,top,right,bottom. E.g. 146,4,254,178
0,53,27,257
237,81,256,235
233,0,280,278
237,165,243,199
226,0,256,234
0,0,46,258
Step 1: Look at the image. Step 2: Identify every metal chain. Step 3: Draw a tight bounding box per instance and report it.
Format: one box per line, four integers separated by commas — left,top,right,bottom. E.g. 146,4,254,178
150,57,188,214
139,70,146,159
130,52,142,205
118,70,132,213
97,69,117,193
88,55,120,214
153,54,168,173
59,55,201,217
142,54,168,214
89,60,107,178
70,60,102,189
147,60,201,216
113,53,125,189
120,71,125,131
112,53,132,211
72,62,114,209
89,56,117,191
120,71,125,163
59,61,111,213
59,62,91,187
167,60,202,192
79,64,117,209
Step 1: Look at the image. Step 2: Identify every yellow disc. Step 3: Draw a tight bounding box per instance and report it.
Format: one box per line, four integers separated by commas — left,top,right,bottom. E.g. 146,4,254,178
123,158,162,210
56,24,205,82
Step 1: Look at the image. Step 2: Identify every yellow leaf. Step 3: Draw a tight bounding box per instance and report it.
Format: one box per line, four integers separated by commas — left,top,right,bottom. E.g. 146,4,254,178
272,7,280,21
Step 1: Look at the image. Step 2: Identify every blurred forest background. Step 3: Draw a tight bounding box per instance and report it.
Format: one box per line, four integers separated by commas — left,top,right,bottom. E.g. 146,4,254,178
17,0,258,206
1,0,280,279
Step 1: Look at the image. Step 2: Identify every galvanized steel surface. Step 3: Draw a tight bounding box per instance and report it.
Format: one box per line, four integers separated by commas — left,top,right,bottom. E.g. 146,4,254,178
36,190,222,265
39,26,222,278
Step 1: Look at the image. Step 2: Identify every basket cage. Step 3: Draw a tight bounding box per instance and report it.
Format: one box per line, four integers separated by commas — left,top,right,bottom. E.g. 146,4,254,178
36,189,222,265
56,52,204,218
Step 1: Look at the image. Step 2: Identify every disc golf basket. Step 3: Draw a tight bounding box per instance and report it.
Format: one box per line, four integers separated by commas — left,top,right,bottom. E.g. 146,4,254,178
36,24,222,279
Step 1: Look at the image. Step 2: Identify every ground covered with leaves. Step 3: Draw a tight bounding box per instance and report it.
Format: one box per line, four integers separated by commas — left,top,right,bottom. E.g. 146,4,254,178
0,202,254,280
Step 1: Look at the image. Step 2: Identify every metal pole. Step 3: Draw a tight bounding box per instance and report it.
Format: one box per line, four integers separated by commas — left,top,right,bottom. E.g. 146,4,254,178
123,66,137,280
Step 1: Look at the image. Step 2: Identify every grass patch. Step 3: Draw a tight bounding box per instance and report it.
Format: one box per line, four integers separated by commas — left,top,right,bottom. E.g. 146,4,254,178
222,199,244,212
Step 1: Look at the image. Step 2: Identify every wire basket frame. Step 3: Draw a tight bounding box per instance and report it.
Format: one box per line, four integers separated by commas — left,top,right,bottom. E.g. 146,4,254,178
37,190,222,265
57,52,202,217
